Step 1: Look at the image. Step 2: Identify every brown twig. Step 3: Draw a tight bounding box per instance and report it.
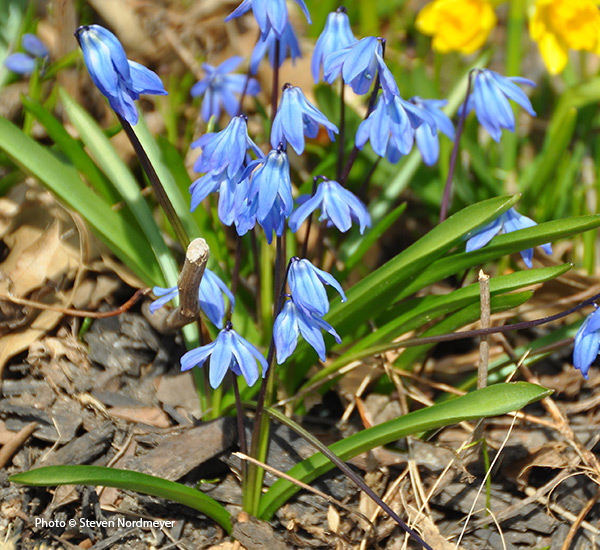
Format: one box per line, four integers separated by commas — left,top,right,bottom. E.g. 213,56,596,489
0,422,37,469
147,238,210,333
0,289,150,319
561,491,600,550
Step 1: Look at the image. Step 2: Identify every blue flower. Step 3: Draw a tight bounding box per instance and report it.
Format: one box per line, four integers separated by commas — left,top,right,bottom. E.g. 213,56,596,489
573,308,600,379
274,298,341,363
289,178,370,234
323,36,398,102
250,22,301,74
149,268,235,329
75,25,167,125
226,0,311,38
356,94,436,159
191,57,260,122
271,84,338,154
409,97,455,166
4,33,49,74
181,322,267,389
465,208,552,268
244,146,293,243
288,257,346,317
460,69,536,143
192,115,263,178
311,8,357,83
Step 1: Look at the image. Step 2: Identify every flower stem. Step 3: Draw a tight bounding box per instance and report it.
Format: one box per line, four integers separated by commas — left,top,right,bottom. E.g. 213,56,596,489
337,81,346,181
339,41,384,187
118,115,189,248
439,70,474,224
271,39,281,124
301,176,320,258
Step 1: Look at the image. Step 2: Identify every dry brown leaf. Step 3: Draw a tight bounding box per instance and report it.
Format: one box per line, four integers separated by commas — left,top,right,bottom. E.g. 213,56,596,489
108,406,171,428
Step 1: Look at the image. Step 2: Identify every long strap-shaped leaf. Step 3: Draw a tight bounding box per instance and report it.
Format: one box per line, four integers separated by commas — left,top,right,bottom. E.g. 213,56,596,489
258,382,551,519
10,465,232,533
0,116,160,284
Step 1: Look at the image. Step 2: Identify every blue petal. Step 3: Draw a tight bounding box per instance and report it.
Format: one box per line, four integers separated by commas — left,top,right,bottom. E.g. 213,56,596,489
180,340,217,371
465,217,504,252
4,53,35,74
22,34,49,58
209,330,234,388
230,332,260,386
574,319,599,379
128,60,167,95
274,301,300,364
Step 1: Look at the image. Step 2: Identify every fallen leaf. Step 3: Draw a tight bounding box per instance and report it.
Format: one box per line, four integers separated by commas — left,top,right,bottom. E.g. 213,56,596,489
108,406,171,428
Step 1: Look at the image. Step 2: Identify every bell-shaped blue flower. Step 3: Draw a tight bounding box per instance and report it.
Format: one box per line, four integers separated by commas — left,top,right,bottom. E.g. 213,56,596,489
192,115,263,178
356,94,436,159
149,268,235,329
311,7,357,83
181,321,267,389
409,97,455,166
250,22,301,74
323,36,398,102
573,308,600,379
274,298,341,363
226,0,311,38
289,178,370,234
5,33,49,75
460,69,536,143
466,208,552,268
191,57,260,122
244,146,293,243
75,25,167,125
271,84,338,154
288,257,346,317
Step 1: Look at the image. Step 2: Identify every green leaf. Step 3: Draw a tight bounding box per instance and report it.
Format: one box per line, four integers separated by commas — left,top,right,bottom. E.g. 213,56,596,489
10,465,231,532
398,214,600,299
0,116,160,284
258,382,551,519
21,95,119,204
59,88,178,287
302,264,571,391
394,290,532,369
327,196,519,336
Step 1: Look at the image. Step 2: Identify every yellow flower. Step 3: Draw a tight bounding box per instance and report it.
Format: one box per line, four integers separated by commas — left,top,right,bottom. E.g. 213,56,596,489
530,0,600,75
415,0,497,55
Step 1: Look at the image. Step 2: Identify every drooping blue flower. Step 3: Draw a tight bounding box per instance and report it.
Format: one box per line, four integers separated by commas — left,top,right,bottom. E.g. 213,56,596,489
289,178,371,234
191,115,263,178
311,7,357,83
191,57,260,122
274,298,341,363
323,36,398,102
149,268,235,329
271,84,338,154
356,94,436,159
409,97,455,166
573,307,600,379
288,257,346,317
250,22,301,74
22,34,49,58
466,208,552,268
460,69,536,143
244,146,293,243
226,0,311,39
75,25,167,125
181,321,267,389
4,33,49,75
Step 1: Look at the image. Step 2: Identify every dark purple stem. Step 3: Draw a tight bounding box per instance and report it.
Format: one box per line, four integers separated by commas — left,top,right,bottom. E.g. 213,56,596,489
439,69,475,224
337,81,346,181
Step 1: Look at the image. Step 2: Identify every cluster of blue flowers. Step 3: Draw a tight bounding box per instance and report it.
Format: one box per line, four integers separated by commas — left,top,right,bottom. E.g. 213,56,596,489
74,0,598,386
5,33,49,75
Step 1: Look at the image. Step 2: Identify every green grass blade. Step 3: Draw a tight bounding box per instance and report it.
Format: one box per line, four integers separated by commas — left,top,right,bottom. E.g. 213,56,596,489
10,465,231,533
0,116,160,283
326,195,519,336
59,88,178,286
258,382,551,519
302,264,571,391
20,95,120,204
398,214,600,299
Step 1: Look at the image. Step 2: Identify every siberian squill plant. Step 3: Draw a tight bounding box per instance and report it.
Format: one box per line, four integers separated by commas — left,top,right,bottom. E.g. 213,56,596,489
8,2,600,549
